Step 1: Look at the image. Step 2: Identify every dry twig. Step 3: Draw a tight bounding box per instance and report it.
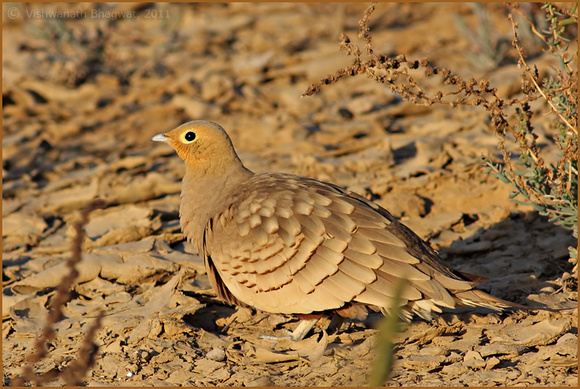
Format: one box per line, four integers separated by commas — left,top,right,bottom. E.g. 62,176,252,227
12,199,107,386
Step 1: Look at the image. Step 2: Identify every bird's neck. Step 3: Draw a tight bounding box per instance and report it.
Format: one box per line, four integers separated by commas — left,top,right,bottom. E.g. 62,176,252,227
179,162,254,253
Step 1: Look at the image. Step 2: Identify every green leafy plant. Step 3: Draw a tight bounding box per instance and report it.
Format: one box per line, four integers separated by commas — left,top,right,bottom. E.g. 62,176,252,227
368,279,408,386
484,3,578,268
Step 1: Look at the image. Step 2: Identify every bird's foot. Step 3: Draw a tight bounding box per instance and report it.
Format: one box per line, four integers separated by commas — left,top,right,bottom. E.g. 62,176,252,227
258,332,294,342
259,318,320,342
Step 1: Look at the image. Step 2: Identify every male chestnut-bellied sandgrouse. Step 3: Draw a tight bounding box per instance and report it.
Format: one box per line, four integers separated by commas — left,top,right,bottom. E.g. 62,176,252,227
152,120,526,341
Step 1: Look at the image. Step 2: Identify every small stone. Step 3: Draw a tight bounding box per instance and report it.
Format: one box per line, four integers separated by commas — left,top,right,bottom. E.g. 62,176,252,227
463,350,486,370
556,332,577,347
485,356,500,370
206,347,226,362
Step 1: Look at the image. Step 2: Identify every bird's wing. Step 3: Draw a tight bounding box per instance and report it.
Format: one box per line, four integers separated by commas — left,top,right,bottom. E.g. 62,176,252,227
203,172,506,319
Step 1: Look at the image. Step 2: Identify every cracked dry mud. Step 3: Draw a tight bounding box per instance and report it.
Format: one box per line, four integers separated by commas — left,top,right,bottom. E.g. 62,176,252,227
2,3,577,386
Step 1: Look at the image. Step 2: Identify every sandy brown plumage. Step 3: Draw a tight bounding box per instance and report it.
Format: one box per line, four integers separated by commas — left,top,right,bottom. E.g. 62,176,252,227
153,120,524,338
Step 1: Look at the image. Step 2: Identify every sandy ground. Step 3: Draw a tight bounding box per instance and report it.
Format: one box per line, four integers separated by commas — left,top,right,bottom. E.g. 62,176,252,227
2,3,577,386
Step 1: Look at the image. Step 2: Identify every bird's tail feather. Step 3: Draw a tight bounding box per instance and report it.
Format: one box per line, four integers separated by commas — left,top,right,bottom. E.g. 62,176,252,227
455,289,535,310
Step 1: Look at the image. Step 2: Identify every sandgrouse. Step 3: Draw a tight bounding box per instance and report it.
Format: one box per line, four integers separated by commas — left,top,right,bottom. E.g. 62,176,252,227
152,120,524,341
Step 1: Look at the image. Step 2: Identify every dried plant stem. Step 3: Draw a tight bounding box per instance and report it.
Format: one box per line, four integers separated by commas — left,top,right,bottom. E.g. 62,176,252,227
13,199,106,386
61,310,105,386
509,14,578,135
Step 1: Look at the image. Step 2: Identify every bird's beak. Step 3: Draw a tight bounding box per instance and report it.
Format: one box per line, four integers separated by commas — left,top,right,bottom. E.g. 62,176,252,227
151,133,169,142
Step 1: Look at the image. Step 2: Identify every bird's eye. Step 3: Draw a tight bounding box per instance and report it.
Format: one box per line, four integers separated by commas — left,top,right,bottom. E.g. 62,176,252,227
182,131,197,143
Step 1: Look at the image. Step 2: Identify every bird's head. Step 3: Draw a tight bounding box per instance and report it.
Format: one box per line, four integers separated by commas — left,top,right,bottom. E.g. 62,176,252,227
152,120,245,174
